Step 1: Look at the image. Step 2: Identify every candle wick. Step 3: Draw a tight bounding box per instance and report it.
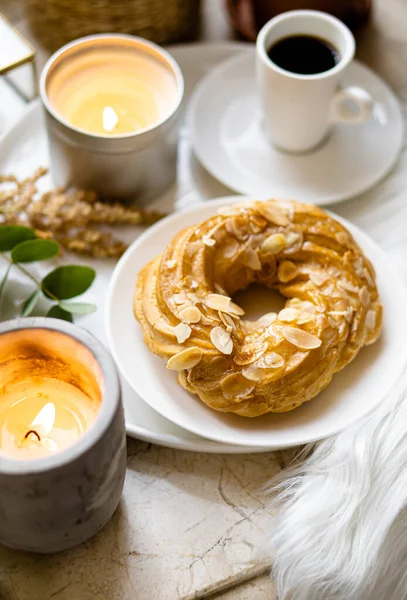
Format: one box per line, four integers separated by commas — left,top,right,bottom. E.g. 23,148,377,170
24,429,41,442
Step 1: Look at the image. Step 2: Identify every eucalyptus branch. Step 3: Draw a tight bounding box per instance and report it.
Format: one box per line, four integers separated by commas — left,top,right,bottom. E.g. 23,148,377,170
0,226,97,322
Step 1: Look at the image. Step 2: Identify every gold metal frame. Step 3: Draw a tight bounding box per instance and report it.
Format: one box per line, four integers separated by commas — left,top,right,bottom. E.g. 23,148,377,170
0,12,37,99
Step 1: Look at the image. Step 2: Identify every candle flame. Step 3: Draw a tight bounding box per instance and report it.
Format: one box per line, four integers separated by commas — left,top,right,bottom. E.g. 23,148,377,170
103,106,119,132
31,402,56,436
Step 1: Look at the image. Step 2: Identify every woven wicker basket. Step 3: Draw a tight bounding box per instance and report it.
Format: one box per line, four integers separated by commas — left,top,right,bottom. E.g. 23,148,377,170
25,0,201,51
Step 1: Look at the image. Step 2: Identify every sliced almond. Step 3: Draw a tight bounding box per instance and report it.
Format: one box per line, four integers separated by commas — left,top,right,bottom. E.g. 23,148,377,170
228,301,245,316
328,316,338,328
244,248,262,270
205,293,231,312
261,233,286,254
338,280,359,294
322,284,335,297
202,235,216,247
173,292,188,305
241,365,264,381
257,203,290,226
284,231,302,248
345,306,354,323
250,215,267,234
221,373,255,400
365,310,376,330
167,347,203,370
282,326,322,350
210,326,233,355
257,312,277,328
214,283,228,296
187,292,201,304
166,259,176,269
335,231,349,245
363,267,375,288
309,272,329,286
226,218,248,241
278,308,300,322
179,305,201,323
297,312,315,324
353,257,363,275
173,323,192,343
219,311,235,332
223,239,239,259
234,341,268,365
359,286,370,307
217,206,240,216
255,352,285,369
278,260,297,282
186,241,201,257
208,355,231,376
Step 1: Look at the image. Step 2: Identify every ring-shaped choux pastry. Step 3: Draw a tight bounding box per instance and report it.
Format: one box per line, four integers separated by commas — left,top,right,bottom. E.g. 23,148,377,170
134,200,382,417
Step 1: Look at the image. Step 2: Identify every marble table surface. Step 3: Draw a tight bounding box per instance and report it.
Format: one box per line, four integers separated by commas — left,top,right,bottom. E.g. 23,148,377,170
1,0,407,598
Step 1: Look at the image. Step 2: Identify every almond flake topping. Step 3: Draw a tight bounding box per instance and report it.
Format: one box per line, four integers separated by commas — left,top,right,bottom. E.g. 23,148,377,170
338,280,359,293
244,248,262,270
219,311,235,332
205,293,232,312
284,231,301,248
282,326,322,350
365,310,376,330
359,286,370,307
202,235,216,247
310,272,329,286
179,305,201,323
363,268,375,287
167,347,203,371
278,260,297,282
257,312,277,328
217,206,240,216
173,323,192,343
210,326,233,355
234,341,268,365
257,203,290,226
221,373,255,400
297,312,315,324
353,257,363,275
173,292,188,305
261,233,286,254
241,365,264,381
186,241,201,257
255,352,285,369
228,301,245,316
278,308,300,322
166,259,176,269
335,231,349,245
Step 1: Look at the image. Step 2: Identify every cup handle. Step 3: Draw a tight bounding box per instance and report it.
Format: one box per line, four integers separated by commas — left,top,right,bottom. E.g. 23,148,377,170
330,86,374,124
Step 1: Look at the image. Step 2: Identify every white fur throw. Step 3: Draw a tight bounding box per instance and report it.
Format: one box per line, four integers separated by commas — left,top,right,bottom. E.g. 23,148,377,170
265,372,407,600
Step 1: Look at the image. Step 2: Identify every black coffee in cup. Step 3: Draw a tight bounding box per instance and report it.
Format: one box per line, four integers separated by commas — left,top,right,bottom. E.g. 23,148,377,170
267,35,340,75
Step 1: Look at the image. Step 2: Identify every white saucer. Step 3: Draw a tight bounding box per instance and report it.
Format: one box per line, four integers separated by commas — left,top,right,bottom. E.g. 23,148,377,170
189,52,404,205
106,197,407,450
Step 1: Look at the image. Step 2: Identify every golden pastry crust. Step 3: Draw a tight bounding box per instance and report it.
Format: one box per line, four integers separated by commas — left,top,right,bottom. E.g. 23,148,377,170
134,200,382,417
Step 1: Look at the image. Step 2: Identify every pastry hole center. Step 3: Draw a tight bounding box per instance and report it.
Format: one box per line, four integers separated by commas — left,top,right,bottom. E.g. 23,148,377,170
232,283,285,322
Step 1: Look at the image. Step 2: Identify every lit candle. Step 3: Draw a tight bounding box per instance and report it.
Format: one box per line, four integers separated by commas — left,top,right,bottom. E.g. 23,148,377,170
0,318,126,553
40,35,184,200
46,40,179,135
0,377,98,460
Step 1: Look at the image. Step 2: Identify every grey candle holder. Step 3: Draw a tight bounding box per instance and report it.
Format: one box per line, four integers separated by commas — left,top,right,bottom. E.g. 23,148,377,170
0,317,126,553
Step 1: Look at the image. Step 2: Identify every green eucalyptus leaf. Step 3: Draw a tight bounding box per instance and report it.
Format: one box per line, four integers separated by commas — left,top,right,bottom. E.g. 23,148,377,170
59,301,96,315
0,264,11,299
21,289,41,317
47,305,73,322
0,225,36,251
42,265,96,300
11,239,59,263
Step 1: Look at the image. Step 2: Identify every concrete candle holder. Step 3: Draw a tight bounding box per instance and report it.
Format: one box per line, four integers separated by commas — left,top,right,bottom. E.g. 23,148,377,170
0,317,126,553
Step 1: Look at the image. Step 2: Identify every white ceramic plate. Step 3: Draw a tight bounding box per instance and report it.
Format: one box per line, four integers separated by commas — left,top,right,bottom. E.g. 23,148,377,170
106,197,407,449
189,51,404,205
0,42,273,453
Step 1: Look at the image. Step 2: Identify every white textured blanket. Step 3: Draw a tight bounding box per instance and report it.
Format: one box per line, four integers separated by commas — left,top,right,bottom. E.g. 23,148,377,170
265,372,407,600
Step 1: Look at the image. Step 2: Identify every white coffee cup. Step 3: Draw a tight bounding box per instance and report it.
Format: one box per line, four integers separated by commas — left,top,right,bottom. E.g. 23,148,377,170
256,10,373,154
